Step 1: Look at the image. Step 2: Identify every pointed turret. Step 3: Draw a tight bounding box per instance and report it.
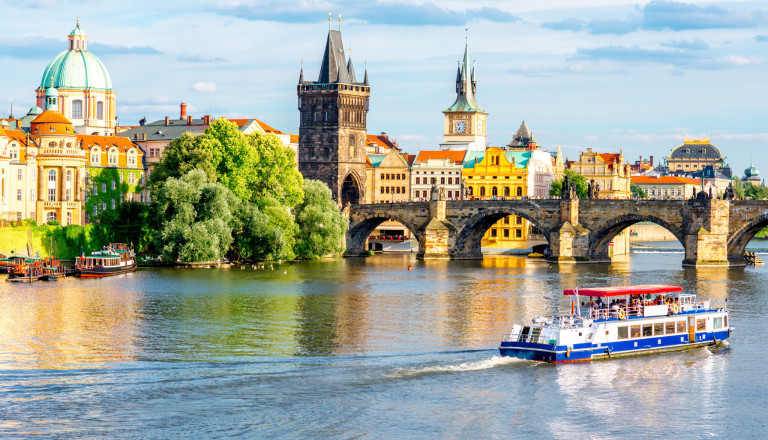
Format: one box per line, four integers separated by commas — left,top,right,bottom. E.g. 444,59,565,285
347,57,357,83
363,68,369,86
471,62,477,94
298,66,304,84
507,120,535,149
444,36,484,113
455,62,461,93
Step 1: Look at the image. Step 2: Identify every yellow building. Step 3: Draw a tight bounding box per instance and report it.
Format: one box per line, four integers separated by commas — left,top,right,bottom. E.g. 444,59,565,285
567,148,631,199
364,149,414,204
462,147,530,244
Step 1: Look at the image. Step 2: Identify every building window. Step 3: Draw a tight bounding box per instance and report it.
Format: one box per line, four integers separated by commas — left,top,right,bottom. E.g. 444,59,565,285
516,187,523,197
17,169,22,180
516,216,522,225
416,177,420,184
491,186,498,196
30,190,35,201
111,180,116,190
504,229,510,238
120,174,124,184
111,199,115,209
96,101,104,120
491,229,497,237
66,212,72,225
504,187,510,197
48,188,56,201
128,150,136,167
479,187,486,197
91,149,100,164
17,189,22,201
102,183,106,192
46,212,57,223
72,100,83,119
441,177,446,185
129,173,135,184
349,134,356,158
516,229,522,238
93,205,98,216
108,149,118,166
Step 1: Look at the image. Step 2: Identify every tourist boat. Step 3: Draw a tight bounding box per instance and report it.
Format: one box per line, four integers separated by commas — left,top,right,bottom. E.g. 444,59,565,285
76,243,136,278
499,285,731,363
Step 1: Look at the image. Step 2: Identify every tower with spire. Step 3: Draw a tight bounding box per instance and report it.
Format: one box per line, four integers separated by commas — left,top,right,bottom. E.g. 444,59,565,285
440,35,487,152
297,25,370,206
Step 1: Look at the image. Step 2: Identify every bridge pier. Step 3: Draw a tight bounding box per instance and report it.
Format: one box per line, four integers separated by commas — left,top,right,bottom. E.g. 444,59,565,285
682,199,730,267
419,199,456,259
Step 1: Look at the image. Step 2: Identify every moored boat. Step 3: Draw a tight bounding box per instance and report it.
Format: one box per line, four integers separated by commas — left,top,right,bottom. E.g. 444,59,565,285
76,243,136,278
499,285,731,363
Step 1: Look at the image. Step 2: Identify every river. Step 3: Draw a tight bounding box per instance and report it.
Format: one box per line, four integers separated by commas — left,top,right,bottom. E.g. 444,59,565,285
0,246,765,439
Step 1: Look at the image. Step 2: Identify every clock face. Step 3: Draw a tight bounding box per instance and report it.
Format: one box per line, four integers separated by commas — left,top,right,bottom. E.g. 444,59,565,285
454,120,466,133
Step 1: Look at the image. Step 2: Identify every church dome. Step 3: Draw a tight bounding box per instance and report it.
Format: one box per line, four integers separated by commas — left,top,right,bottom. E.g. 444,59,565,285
39,23,113,91
745,165,759,178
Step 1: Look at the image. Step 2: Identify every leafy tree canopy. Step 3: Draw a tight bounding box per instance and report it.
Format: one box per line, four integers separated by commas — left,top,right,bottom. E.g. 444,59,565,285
745,182,768,200
630,183,647,199
92,202,155,252
549,169,588,199
149,132,216,187
732,177,745,199
154,169,237,263
294,179,349,260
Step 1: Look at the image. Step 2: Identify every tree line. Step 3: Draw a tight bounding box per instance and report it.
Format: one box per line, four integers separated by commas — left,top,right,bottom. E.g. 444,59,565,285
95,118,347,263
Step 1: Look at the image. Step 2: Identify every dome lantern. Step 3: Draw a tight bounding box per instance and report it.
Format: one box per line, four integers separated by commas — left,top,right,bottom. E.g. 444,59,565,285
45,87,59,111
68,20,87,51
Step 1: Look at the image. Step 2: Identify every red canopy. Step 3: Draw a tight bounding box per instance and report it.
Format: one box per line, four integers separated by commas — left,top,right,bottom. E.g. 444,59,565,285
563,284,682,298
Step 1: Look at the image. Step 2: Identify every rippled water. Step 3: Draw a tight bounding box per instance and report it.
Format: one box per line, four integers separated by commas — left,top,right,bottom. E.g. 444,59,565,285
0,249,765,438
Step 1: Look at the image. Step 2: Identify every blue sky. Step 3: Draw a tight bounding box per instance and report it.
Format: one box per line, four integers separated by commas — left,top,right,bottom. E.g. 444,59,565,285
1,0,767,176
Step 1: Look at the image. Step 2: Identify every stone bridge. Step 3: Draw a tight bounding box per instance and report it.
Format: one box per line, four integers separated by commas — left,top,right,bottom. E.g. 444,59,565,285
345,197,768,267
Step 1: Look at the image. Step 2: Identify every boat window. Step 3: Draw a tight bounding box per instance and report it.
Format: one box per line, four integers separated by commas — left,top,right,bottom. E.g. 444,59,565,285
630,325,641,338
665,321,675,334
618,326,628,340
642,324,652,337
696,319,706,331
654,323,664,336
713,317,722,329
677,321,686,333
723,316,728,327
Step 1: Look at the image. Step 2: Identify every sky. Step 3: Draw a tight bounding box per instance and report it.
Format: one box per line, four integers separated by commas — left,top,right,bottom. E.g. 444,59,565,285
1,0,767,176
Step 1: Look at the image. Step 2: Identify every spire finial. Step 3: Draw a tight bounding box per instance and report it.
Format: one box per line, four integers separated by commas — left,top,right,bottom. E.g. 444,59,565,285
339,13,342,31
329,12,332,30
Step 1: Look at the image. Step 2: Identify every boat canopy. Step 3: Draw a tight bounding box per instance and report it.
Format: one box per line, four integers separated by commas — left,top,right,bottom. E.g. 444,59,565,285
563,284,683,298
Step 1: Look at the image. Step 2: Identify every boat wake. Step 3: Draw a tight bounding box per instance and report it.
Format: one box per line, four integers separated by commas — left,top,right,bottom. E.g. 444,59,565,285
388,355,524,379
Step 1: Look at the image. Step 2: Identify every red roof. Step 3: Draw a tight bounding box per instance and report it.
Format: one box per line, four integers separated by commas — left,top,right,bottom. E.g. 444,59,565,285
631,176,701,185
415,150,467,165
563,285,682,297
367,134,396,150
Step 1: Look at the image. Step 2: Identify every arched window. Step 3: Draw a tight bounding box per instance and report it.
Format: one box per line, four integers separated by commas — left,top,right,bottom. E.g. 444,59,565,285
504,187,510,197
127,149,136,167
47,212,57,223
48,170,57,201
96,101,104,120
349,134,356,158
66,212,72,225
479,187,486,197
516,186,523,197
491,186,498,197
108,148,118,166
91,148,101,164
75,40,80,50
72,100,83,119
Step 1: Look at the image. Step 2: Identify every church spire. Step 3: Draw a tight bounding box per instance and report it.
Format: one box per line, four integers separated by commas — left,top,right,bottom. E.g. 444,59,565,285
445,33,484,113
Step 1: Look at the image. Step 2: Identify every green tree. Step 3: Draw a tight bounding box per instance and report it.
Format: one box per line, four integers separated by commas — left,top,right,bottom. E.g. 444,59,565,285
154,169,236,263
201,118,261,201
230,198,296,262
549,169,588,198
732,177,745,199
745,182,768,200
630,183,647,199
245,131,304,207
294,179,349,260
92,202,155,252
149,132,216,187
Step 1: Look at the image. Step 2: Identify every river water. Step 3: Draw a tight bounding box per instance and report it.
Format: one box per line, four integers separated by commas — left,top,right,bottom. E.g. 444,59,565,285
0,245,766,439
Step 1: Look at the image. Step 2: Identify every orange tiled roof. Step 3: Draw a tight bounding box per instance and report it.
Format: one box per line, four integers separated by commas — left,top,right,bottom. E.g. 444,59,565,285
4,129,32,147
367,134,396,150
289,134,298,143
404,154,417,166
79,134,144,154
415,150,467,165
631,176,702,185
31,110,72,125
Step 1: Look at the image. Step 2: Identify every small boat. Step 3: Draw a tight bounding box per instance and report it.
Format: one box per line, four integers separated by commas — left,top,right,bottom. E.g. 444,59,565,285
527,252,545,258
499,285,731,363
76,243,136,278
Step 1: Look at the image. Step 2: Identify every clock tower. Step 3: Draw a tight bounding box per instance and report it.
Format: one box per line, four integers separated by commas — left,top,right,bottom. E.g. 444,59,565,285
440,37,487,152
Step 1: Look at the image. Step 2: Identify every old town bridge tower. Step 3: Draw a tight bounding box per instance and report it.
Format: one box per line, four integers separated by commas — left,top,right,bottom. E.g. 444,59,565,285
298,29,369,206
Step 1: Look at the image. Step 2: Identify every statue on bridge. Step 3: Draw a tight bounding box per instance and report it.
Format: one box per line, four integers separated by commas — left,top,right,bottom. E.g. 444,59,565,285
562,174,578,199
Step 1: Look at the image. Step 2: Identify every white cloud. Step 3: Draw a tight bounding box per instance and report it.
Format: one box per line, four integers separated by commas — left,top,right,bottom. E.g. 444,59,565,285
192,81,218,93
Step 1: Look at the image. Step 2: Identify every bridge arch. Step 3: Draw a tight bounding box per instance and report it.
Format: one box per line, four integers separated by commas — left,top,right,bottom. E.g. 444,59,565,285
346,211,425,256
727,212,768,263
452,207,552,259
588,214,684,262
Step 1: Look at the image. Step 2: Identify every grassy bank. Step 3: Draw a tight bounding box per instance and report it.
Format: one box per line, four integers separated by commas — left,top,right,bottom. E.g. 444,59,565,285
0,222,98,260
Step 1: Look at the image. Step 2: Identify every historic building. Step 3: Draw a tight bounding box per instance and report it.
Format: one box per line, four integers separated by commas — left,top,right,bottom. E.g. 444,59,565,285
36,21,117,136
298,29,370,206
440,38,487,152
364,149,414,204
667,137,724,173
567,148,631,199
631,175,708,199
742,163,762,185
410,151,466,201
82,135,144,221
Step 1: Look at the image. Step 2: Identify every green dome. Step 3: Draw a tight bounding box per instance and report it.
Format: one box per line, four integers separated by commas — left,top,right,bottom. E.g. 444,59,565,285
39,48,113,91
745,166,759,178
69,23,86,36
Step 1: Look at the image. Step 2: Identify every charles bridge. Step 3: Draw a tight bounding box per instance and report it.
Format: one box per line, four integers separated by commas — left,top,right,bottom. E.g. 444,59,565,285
344,195,768,267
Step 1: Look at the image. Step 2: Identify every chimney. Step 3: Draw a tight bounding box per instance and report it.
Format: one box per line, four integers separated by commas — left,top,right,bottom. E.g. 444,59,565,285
187,116,192,125
203,115,210,124
164,116,169,125
650,156,654,166
180,102,187,120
